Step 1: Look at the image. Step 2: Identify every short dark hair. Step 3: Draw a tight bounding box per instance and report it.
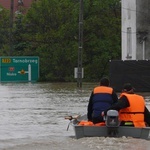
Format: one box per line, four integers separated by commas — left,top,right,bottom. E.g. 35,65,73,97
100,77,109,86
123,83,133,91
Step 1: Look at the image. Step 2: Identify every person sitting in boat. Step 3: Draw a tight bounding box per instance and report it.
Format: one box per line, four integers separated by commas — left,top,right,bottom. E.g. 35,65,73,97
102,83,150,127
87,77,118,124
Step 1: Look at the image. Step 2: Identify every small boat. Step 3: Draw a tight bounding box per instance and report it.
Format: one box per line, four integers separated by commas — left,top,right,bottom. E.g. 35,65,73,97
65,110,150,140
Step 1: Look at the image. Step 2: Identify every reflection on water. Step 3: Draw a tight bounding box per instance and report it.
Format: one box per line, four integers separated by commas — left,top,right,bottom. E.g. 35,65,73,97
0,82,149,149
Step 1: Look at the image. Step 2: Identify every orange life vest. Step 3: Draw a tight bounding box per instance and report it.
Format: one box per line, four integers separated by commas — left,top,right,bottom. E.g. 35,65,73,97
119,93,146,128
93,86,113,94
78,120,105,126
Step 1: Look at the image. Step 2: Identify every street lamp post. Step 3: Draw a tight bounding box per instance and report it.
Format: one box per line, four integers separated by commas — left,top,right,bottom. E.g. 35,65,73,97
77,0,83,88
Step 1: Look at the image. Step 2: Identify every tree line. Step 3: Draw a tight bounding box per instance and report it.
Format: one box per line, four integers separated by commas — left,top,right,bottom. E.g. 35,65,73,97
0,0,121,82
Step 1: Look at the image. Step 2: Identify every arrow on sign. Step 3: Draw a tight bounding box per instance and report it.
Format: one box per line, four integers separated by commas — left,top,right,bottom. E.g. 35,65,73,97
18,64,31,81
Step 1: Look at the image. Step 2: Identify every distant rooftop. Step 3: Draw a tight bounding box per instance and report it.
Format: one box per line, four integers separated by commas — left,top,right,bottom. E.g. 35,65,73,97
0,0,35,14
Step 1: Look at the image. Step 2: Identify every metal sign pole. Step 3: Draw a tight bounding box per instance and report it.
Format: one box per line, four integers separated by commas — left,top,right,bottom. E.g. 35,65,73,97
77,0,83,88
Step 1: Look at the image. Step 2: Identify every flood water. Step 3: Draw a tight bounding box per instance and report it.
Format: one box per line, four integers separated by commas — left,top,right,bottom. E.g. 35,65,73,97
0,82,150,150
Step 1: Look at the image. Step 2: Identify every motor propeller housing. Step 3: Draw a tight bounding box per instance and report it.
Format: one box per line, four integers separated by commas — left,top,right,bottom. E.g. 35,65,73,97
106,110,120,137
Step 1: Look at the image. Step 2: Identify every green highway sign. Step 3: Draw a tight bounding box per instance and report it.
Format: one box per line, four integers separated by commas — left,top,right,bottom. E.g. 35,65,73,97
0,56,39,82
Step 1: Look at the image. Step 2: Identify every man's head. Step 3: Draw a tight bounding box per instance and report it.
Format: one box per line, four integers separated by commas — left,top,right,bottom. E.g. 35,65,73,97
100,77,110,86
122,83,134,93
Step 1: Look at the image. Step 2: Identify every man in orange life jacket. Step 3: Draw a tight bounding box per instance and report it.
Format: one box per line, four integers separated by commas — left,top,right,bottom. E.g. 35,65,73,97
102,83,150,127
87,77,118,124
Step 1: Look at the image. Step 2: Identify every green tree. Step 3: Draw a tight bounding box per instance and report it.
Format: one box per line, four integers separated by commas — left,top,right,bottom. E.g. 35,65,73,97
13,14,31,55
9,0,121,82
83,0,121,81
0,6,10,55
22,0,79,81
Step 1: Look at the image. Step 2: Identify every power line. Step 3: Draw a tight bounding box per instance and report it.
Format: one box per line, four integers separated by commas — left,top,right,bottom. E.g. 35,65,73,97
122,7,149,15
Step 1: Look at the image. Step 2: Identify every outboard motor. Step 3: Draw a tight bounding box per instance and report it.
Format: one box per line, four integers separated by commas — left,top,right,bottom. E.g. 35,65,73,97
105,110,120,137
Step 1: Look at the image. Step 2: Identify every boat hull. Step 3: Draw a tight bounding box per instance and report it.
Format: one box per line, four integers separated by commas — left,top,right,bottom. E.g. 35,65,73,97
67,113,150,140
72,125,150,140
71,114,150,140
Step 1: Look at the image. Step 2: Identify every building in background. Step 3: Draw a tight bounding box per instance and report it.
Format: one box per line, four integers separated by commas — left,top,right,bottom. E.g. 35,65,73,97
0,0,36,14
110,0,150,92
121,0,150,60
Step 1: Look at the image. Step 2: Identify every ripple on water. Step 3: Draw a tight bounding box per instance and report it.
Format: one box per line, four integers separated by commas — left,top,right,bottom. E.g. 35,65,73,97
0,83,149,150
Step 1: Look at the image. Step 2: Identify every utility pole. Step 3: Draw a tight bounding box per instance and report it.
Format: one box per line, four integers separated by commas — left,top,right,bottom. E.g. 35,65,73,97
77,0,83,88
10,0,14,56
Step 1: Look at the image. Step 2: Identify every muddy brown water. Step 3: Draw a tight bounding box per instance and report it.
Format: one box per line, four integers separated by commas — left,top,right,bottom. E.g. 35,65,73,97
0,82,150,150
